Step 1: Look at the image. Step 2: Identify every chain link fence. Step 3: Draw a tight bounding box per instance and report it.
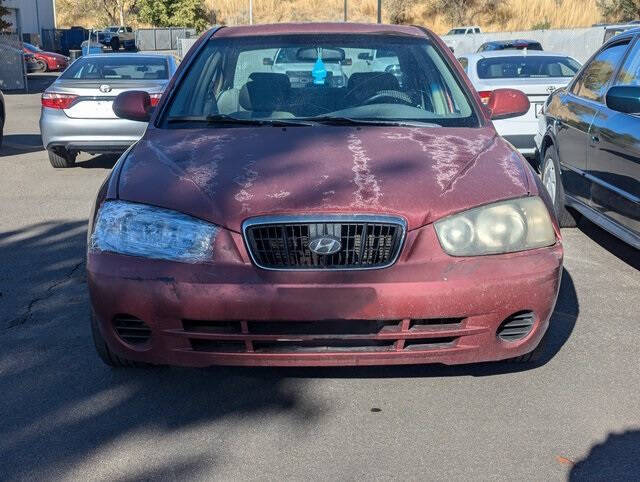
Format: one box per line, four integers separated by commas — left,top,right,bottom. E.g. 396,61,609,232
136,28,197,52
0,33,28,91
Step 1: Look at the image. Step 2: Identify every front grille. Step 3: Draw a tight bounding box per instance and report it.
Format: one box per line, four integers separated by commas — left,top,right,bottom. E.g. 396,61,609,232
181,318,463,354
243,216,406,270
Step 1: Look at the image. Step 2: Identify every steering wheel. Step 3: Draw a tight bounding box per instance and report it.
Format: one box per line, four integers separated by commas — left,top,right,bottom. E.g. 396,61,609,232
362,90,414,106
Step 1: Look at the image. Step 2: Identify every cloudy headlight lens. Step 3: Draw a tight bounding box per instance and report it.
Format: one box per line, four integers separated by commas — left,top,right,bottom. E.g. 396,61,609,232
90,200,219,263
435,197,556,256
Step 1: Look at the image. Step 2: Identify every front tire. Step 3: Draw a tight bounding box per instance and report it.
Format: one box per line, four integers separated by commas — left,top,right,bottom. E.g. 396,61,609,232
48,148,76,168
36,59,48,72
110,37,120,51
541,147,579,227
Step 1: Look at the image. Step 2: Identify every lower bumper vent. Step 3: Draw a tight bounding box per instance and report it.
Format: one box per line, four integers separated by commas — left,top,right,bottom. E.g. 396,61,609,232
497,311,535,342
113,315,151,345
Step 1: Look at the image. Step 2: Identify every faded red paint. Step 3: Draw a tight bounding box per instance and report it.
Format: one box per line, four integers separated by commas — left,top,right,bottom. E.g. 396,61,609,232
90,23,563,367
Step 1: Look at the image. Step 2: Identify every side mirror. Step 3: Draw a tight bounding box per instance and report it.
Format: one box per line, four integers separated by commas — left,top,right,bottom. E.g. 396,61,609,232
341,58,352,66
606,85,640,114
113,90,151,122
486,88,530,120
262,57,274,66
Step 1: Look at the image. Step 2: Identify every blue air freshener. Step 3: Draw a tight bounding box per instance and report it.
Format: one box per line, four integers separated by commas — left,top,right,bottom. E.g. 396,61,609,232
312,58,327,85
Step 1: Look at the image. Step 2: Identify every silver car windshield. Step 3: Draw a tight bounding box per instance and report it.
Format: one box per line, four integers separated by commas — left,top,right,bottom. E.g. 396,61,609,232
165,34,478,127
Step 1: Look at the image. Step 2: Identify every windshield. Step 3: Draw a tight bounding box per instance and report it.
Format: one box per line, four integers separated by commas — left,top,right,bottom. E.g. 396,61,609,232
477,56,581,79
165,34,477,128
60,56,169,80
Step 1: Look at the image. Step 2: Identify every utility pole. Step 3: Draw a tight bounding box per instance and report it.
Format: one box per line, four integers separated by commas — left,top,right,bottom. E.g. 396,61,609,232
249,0,253,25
377,0,381,23
344,0,347,22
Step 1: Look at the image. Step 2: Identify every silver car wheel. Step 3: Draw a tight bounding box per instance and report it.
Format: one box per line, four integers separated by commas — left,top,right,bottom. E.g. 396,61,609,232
543,157,557,203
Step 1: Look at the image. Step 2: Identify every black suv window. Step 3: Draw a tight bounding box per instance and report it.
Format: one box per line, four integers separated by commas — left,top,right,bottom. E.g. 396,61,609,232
615,39,640,86
572,41,630,102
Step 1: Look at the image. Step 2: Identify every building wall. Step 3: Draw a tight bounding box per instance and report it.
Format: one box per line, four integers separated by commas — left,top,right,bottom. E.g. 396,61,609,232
3,0,56,35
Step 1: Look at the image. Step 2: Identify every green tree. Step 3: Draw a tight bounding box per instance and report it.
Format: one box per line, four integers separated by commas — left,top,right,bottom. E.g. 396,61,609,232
0,0,13,31
597,0,640,21
136,0,172,26
136,0,208,31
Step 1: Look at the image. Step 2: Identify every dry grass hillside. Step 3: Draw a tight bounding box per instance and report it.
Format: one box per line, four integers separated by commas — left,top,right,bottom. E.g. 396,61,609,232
56,0,603,33
206,0,602,33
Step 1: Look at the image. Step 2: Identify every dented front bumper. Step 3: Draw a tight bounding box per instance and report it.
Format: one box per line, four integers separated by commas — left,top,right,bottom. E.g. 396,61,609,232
88,224,563,367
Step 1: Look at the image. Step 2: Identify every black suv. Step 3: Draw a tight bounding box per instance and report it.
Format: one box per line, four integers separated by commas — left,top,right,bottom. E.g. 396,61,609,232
537,29,640,249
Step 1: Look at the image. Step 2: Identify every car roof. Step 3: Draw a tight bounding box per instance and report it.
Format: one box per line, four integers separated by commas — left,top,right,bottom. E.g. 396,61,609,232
483,39,540,45
212,22,428,38
461,50,573,61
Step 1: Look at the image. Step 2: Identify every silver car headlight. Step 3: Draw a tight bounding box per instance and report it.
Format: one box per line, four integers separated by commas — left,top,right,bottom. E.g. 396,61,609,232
90,200,219,263
434,197,556,256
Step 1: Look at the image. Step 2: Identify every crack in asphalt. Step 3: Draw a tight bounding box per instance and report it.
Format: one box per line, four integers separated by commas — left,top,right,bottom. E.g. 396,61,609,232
5,261,85,330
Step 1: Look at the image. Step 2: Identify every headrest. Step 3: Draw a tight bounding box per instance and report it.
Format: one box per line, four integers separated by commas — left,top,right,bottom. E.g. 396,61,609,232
347,72,399,93
488,64,503,78
239,73,291,112
546,63,562,77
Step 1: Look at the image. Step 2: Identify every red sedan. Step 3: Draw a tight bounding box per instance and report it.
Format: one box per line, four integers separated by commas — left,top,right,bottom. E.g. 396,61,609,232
23,42,69,72
88,23,563,368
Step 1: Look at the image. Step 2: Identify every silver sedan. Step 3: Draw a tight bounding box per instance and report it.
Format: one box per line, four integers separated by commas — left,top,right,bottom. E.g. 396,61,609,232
40,53,178,168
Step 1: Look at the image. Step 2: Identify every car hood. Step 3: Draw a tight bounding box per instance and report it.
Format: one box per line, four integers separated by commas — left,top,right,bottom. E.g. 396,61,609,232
116,125,532,232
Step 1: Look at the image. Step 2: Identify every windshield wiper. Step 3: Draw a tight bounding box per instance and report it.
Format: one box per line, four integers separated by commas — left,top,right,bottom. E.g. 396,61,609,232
167,115,313,127
302,116,441,127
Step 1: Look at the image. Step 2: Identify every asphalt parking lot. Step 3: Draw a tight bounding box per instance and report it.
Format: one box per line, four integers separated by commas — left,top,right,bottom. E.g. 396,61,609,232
1,73,639,481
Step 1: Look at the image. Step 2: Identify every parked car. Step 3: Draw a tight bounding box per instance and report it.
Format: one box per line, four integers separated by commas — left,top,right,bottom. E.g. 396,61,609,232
444,26,481,53
97,26,136,51
39,53,178,167
0,89,4,149
23,42,69,72
87,23,563,369
1,44,38,73
601,23,640,43
446,26,482,35
459,50,581,157
536,28,640,248
477,40,543,52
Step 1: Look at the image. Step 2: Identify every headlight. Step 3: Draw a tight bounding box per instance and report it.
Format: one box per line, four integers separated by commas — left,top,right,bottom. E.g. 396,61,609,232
435,197,556,256
90,200,219,263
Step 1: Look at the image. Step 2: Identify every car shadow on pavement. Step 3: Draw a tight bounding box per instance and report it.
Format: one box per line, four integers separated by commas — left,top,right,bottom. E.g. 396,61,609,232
0,134,43,157
576,217,640,270
76,153,120,169
569,429,640,480
0,220,326,480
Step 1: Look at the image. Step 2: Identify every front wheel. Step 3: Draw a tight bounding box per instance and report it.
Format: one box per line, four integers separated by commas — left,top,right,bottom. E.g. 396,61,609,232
110,37,120,51
541,148,579,228
36,59,48,72
48,148,76,168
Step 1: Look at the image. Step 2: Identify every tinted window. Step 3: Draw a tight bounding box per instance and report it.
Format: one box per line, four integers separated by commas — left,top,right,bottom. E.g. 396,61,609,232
60,57,169,80
615,40,640,86
477,56,580,79
448,29,467,35
573,41,629,101
166,34,478,127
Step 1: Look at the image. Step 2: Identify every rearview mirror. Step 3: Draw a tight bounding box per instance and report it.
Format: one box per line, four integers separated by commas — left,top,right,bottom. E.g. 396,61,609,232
486,88,530,120
606,85,640,114
113,90,152,122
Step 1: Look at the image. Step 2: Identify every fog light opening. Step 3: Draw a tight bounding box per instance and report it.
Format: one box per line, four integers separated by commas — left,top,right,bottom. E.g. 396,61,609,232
113,314,152,346
497,311,536,342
